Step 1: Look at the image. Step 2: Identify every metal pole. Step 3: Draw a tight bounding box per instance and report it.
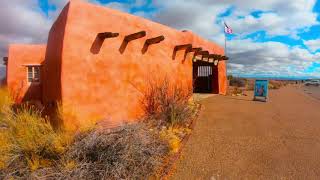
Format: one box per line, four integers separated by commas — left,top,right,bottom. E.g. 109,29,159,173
224,31,227,56
224,30,229,78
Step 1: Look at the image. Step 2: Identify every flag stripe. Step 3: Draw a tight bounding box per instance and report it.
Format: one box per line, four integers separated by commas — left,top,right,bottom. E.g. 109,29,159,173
224,22,233,34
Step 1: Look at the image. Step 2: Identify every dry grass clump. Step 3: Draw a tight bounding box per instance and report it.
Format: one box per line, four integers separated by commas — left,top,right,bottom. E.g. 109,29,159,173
269,80,282,89
229,77,247,87
0,107,71,179
141,77,194,127
0,88,12,110
0,76,195,179
160,127,191,154
0,88,71,179
140,77,198,165
35,123,169,179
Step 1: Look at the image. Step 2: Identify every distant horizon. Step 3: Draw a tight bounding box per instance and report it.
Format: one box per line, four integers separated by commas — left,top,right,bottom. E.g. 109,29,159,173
229,74,320,80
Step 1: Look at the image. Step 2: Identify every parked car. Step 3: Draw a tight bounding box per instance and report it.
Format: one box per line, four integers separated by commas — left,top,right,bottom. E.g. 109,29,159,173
304,80,320,86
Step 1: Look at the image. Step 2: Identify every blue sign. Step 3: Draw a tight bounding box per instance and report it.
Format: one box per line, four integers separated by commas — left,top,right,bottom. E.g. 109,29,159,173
254,80,269,101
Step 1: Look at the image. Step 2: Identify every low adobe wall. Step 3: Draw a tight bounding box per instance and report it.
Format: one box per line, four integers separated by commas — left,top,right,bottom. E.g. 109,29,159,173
7,44,46,103
43,1,227,129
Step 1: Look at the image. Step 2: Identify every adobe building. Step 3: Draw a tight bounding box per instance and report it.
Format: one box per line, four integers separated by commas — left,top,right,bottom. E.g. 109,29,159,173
4,0,228,129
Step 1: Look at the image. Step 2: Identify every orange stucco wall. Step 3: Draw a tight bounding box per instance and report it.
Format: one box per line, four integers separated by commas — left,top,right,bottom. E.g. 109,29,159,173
42,3,70,107
40,1,227,128
6,0,227,129
7,45,46,103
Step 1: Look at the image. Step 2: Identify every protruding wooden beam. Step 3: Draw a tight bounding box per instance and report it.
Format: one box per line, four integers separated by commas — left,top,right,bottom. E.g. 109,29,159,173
172,44,192,60
190,48,202,62
220,56,229,60
145,35,165,45
195,50,209,56
120,31,147,54
98,32,119,40
209,54,222,60
194,51,208,62
182,46,194,63
91,32,119,54
174,44,192,52
191,47,202,53
142,35,165,54
124,31,146,42
208,54,215,62
216,55,223,60
202,54,210,61
208,54,226,65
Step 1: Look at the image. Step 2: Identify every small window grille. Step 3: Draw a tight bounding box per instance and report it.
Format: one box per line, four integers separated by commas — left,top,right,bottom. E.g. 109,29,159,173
197,66,212,77
27,66,41,83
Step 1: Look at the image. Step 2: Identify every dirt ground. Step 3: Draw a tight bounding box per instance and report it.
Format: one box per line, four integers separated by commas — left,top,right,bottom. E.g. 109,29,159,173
172,85,320,180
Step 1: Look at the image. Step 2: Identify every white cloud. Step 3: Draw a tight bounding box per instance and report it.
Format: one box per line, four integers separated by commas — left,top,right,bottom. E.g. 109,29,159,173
304,39,320,52
91,1,131,12
150,0,320,77
227,39,320,77
0,0,52,60
152,0,318,38
151,1,227,40
0,0,319,78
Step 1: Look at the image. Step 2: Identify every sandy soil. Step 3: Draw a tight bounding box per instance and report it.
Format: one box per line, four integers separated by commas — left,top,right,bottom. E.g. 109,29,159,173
172,85,320,180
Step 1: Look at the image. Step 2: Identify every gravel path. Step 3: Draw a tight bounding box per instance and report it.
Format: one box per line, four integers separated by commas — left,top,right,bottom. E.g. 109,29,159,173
172,86,320,180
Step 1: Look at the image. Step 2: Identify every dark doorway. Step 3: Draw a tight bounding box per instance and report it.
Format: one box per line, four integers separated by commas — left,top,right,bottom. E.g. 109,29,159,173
193,61,219,93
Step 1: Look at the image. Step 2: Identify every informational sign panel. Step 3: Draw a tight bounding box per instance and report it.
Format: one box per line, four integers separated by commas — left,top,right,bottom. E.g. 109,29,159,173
253,79,269,102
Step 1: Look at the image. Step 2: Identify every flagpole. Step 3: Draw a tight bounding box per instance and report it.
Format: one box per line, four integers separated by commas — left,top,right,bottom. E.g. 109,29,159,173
224,22,228,78
224,31,227,56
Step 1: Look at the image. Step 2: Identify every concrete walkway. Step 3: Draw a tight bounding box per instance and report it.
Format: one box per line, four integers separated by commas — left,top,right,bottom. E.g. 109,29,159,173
172,86,320,179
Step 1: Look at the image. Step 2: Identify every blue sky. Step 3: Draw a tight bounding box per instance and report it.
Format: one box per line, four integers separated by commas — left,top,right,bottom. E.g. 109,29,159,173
1,0,320,78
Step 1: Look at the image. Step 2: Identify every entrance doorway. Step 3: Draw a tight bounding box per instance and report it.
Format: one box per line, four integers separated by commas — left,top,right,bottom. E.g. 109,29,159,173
193,61,219,93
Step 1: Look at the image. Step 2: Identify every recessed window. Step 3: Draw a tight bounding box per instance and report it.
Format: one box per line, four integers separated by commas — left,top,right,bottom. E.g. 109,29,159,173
27,66,41,83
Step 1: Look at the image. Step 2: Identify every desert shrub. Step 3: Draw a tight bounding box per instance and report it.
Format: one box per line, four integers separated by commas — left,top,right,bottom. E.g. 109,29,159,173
246,80,255,91
40,123,169,179
0,88,13,113
0,104,71,179
229,77,246,87
231,87,244,95
0,87,173,179
227,75,233,80
141,77,193,127
160,127,191,154
269,80,282,89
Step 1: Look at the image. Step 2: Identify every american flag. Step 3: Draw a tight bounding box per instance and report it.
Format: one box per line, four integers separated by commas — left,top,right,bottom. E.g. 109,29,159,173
224,22,233,34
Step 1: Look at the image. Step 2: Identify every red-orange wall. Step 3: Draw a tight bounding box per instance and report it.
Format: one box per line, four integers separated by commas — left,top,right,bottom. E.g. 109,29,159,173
41,1,227,128
42,3,70,107
7,45,46,103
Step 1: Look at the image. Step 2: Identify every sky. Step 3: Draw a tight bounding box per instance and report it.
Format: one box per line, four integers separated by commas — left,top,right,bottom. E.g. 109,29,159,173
0,0,320,78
